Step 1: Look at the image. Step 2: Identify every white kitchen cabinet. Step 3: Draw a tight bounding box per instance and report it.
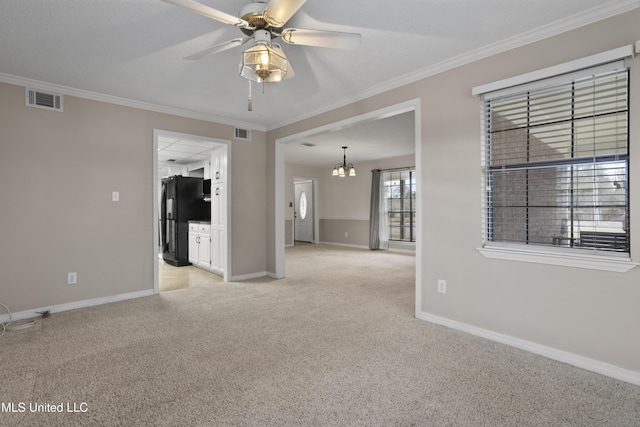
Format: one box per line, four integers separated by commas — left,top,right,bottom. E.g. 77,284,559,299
209,183,226,273
188,223,199,265
191,145,227,277
211,147,227,183
188,222,211,270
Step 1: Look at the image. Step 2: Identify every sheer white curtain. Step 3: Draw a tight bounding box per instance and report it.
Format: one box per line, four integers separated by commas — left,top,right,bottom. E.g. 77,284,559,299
369,170,389,250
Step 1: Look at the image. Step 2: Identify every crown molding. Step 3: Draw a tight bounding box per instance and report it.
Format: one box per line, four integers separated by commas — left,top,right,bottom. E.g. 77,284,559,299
267,0,640,131
0,72,267,132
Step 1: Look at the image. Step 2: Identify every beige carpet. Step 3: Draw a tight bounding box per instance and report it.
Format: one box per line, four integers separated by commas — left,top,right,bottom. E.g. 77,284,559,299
1,244,639,426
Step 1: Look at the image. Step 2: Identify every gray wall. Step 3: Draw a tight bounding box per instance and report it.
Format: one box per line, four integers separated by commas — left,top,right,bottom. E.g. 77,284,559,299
0,83,267,312
269,9,640,374
285,219,293,246
320,219,369,247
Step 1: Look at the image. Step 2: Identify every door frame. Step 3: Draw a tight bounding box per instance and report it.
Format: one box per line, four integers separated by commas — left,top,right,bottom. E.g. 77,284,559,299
274,99,421,283
153,129,232,293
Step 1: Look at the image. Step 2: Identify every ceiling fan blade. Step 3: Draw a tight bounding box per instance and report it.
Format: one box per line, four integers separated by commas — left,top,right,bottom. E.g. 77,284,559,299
281,28,361,49
160,0,249,28
184,38,252,60
263,0,307,28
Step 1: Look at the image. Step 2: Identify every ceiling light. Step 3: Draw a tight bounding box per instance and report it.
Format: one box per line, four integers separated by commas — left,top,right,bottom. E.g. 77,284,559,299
332,146,356,178
240,30,289,83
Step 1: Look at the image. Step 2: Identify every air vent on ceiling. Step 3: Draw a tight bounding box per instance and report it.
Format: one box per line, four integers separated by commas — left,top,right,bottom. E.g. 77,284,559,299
234,127,251,141
25,88,63,112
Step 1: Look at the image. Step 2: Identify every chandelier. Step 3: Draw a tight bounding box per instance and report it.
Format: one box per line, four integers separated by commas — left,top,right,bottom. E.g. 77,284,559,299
332,146,356,177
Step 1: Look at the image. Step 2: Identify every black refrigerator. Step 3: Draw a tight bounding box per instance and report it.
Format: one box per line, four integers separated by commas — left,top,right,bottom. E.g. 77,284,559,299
161,175,209,266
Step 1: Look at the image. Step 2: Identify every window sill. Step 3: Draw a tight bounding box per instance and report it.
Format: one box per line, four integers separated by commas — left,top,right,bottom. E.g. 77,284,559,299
477,245,638,273
388,241,416,252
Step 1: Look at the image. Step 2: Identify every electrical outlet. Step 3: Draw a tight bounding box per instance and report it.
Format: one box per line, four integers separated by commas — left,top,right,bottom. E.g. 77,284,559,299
67,272,77,285
437,279,447,294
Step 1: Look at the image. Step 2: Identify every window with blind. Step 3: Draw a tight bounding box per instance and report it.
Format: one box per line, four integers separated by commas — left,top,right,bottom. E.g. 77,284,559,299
481,64,629,255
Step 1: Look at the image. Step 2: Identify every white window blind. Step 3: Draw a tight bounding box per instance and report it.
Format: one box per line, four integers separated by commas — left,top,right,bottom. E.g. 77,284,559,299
481,64,629,254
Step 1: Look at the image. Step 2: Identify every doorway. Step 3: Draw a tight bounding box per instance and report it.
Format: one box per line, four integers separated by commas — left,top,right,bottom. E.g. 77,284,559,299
153,130,232,293
274,99,421,315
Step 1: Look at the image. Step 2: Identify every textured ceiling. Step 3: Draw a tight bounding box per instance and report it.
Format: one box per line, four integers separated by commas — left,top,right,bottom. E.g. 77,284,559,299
1,0,634,134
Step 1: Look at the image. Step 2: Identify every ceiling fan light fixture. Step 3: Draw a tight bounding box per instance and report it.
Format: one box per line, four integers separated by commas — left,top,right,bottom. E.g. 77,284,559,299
162,0,362,90
240,31,289,83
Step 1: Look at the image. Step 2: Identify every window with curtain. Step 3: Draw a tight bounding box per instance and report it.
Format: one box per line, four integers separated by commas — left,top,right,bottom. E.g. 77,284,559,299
481,64,629,255
383,170,416,242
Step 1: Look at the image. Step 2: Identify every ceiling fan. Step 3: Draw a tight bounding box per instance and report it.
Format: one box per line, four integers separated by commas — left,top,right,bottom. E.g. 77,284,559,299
161,0,361,84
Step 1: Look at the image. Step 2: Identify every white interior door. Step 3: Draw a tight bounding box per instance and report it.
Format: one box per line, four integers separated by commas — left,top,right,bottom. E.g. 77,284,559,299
294,181,314,242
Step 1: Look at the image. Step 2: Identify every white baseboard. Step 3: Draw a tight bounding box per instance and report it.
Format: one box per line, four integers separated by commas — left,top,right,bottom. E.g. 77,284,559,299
319,241,369,250
416,310,640,387
0,289,156,324
230,271,269,281
191,263,224,277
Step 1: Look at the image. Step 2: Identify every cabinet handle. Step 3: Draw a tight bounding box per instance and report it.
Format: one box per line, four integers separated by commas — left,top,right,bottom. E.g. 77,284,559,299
215,188,220,196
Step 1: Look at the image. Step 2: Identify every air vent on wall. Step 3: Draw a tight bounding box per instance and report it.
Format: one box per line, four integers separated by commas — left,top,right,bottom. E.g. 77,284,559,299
234,127,251,141
25,88,63,112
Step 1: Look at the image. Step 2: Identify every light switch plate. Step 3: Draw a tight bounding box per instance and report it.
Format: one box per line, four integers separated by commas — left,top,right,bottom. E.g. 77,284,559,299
437,279,447,294
112,191,120,202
